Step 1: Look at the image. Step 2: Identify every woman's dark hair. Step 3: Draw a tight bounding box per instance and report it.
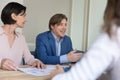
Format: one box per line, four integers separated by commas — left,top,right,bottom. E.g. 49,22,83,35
49,13,67,30
102,0,120,37
1,2,26,24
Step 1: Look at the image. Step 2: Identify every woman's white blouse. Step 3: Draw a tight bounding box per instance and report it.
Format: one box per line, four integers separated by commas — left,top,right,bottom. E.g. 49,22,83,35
52,27,120,80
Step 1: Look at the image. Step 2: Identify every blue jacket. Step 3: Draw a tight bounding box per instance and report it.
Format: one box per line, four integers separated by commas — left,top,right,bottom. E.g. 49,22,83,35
35,31,73,64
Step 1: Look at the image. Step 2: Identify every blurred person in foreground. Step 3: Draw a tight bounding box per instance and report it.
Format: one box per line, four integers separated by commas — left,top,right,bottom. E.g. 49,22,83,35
49,0,120,80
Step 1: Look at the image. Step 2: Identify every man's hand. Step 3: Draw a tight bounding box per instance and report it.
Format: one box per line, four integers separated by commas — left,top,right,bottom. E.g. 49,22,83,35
67,50,83,62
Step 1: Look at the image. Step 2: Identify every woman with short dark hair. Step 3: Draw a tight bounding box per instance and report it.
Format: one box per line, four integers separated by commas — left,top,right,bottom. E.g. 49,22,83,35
0,2,45,71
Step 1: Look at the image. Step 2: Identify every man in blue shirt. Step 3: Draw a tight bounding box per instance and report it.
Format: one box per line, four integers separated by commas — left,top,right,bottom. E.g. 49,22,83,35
35,14,82,64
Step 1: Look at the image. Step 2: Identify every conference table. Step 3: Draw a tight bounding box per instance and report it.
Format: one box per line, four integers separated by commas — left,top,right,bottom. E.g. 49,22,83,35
0,66,108,80
0,66,51,80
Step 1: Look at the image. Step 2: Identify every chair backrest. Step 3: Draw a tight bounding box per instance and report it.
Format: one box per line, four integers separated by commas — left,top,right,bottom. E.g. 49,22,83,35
30,51,35,56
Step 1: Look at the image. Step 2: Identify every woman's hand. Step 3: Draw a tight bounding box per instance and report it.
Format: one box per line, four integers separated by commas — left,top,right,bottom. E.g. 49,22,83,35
50,65,64,78
31,59,46,69
1,58,18,71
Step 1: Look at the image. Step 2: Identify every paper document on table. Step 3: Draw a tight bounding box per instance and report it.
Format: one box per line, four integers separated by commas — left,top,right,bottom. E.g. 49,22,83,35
18,65,56,76
18,65,69,76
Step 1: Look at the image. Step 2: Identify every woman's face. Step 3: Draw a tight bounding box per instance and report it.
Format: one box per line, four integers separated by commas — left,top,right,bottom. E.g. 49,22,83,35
13,11,26,28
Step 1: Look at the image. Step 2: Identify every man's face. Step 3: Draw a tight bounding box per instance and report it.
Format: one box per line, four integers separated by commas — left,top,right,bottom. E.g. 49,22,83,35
51,19,67,39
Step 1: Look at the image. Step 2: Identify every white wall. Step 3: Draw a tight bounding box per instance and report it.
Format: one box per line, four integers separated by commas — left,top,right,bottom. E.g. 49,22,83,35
70,0,85,50
87,0,107,49
70,0,107,51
